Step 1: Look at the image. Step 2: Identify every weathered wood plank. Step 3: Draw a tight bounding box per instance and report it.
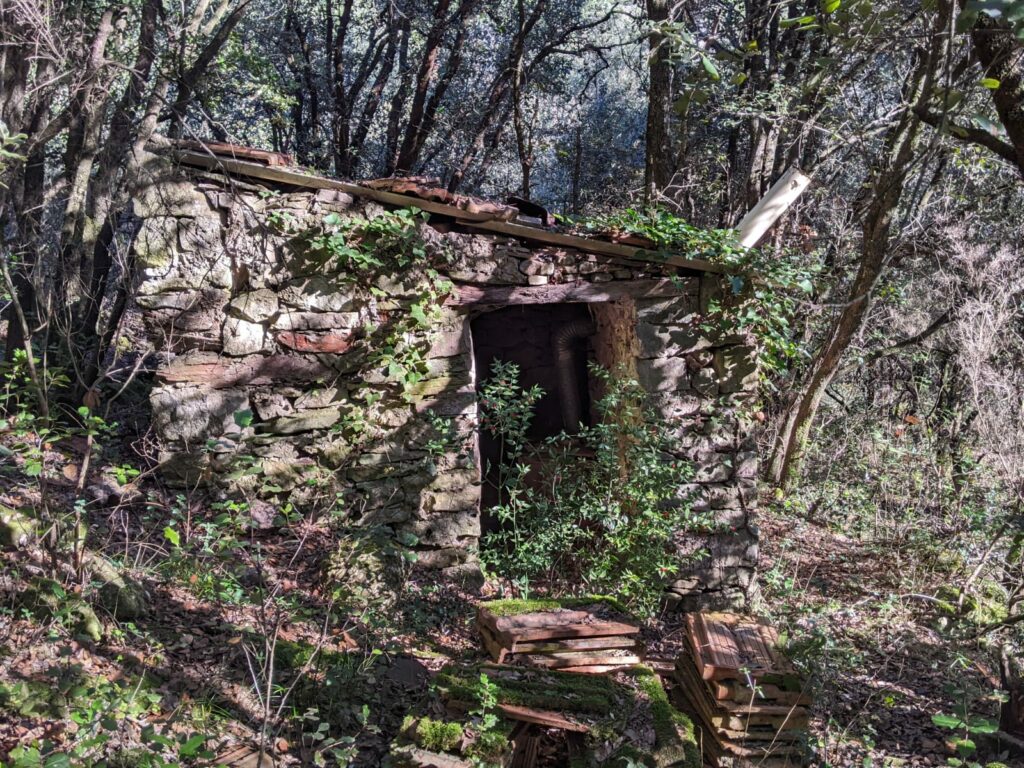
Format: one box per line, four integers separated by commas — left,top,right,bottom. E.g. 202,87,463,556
511,636,639,654
478,623,509,664
553,664,625,675
167,149,730,274
503,620,641,643
675,651,810,714
496,704,590,733
173,140,293,167
465,219,727,274
525,653,642,670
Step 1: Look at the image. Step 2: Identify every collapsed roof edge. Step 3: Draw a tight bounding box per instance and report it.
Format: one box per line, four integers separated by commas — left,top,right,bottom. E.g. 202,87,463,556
148,141,732,277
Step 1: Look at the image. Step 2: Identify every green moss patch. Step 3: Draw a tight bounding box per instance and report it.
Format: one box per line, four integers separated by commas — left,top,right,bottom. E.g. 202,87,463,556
434,665,627,717
624,667,701,768
479,594,631,618
415,717,464,752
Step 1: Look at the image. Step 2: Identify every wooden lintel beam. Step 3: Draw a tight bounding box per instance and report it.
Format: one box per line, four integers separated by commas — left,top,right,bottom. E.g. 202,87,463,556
168,149,730,275
446,278,689,307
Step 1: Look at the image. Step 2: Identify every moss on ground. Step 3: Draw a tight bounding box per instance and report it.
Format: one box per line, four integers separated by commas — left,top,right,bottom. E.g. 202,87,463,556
415,717,464,752
622,666,701,768
479,595,630,618
434,665,625,716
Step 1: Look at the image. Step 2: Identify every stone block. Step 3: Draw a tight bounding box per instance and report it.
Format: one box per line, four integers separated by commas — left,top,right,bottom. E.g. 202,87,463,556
293,386,344,411
407,373,472,398
706,483,742,510
134,217,179,269
133,179,205,218
637,357,691,392
412,547,469,569
636,323,709,358
151,386,249,445
315,188,355,206
422,486,480,512
734,451,758,479
426,324,470,359
273,311,362,331
714,346,758,393
261,458,314,491
262,407,343,434
519,255,555,276
222,317,267,356
275,330,355,354
402,512,479,547
144,288,230,334
178,215,224,254
636,293,699,325
691,368,720,397
251,391,293,420
356,506,412,527
694,453,732,483
230,289,279,323
279,277,361,312
648,392,701,420
135,288,200,310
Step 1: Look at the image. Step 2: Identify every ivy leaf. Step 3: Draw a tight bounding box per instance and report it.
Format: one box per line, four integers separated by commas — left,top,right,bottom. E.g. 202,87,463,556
179,734,207,758
966,717,998,734
980,77,1000,89
953,736,976,755
409,303,428,326
700,55,721,81
823,0,841,13
233,408,254,428
163,526,181,548
931,712,964,729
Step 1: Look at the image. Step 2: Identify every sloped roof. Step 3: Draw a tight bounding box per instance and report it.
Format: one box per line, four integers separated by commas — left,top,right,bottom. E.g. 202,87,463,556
161,140,728,275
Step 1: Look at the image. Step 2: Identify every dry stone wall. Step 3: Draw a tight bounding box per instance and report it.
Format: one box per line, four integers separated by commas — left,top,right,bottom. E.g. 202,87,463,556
131,153,760,608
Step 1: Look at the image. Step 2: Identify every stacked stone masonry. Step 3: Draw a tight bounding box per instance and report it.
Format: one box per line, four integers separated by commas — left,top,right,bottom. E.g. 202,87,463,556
132,154,760,609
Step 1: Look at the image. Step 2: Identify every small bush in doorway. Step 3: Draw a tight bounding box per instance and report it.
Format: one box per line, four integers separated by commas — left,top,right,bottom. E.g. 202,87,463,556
479,360,703,617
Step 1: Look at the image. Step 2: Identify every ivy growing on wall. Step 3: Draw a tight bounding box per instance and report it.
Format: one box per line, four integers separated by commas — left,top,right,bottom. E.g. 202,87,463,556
569,207,818,379
281,206,454,401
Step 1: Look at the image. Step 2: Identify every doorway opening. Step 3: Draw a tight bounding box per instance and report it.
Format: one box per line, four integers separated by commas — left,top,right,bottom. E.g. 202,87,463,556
471,303,596,534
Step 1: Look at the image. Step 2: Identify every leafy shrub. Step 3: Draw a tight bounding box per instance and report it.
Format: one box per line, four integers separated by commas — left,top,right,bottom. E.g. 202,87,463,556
479,361,705,617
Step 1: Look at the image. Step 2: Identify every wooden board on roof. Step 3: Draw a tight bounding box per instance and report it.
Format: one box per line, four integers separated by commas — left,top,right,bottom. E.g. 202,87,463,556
165,147,731,275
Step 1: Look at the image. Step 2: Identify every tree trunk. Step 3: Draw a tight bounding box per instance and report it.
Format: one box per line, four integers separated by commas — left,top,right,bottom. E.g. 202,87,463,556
394,0,455,173
767,2,953,486
1001,644,1024,736
968,11,1024,176
644,0,673,203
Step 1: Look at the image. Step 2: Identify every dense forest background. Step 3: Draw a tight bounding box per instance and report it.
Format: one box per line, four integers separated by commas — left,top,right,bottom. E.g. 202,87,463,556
2,0,1024,766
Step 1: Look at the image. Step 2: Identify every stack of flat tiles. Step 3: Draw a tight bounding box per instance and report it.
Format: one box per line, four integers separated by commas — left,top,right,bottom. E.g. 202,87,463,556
673,612,810,767
476,603,642,674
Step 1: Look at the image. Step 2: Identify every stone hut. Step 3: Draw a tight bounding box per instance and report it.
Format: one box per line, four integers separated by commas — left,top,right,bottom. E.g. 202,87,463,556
130,144,760,610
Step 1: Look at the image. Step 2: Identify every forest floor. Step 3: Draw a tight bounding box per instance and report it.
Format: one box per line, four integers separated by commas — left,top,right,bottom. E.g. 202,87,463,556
758,513,1012,767
0,437,1016,767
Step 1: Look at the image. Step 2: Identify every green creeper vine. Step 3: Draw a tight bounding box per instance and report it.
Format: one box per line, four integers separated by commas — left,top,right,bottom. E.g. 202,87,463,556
568,207,817,379
280,206,453,402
